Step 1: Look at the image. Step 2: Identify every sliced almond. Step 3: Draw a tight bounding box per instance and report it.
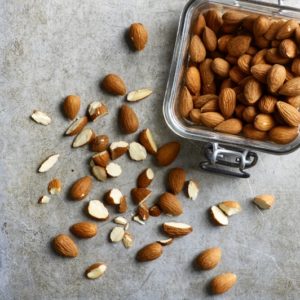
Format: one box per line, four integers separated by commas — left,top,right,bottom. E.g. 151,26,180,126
87,200,109,220
38,154,59,173
187,180,199,200
127,89,152,102
73,128,95,148
157,238,173,246
137,168,154,188
132,215,145,225
118,197,128,213
106,162,122,177
38,195,50,204
88,101,108,121
85,263,107,279
31,110,51,125
92,151,110,167
218,201,241,216
48,178,62,195
65,116,88,136
139,128,158,154
131,188,152,204
114,216,128,226
122,232,134,248
105,188,123,205
109,141,129,160
137,203,149,221
110,226,125,242
210,206,229,226
253,194,275,209
128,142,147,161
162,222,193,237
91,166,107,182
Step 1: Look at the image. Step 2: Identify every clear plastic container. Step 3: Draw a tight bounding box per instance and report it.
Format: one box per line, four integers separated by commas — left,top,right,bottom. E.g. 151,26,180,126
163,0,300,177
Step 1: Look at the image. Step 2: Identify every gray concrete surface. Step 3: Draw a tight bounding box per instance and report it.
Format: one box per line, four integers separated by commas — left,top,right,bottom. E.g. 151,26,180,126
1,0,300,299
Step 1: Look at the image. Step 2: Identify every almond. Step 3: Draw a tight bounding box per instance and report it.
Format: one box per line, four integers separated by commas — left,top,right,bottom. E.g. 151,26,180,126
253,194,275,209
52,234,78,257
200,99,218,113
202,26,217,51
277,101,300,126
48,178,62,195
264,20,285,40
287,95,300,109
276,19,299,39
92,150,110,167
222,10,247,25
131,188,151,205
119,104,139,134
38,154,59,173
118,197,128,213
186,66,201,95
229,66,246,83
106,162,122,177
243,124,267,141
258,95,277,113
204,9,223,33
128,142,147,161
211,58,230,78
110,226,125,243
219,88,236,119
31,110,51,126
122,232,134,249
279,77,300,96
65,116,88,136
87,200,109,220
102,74,126,95
139,128,158,154
200,112,224,128
105,188,124,205
158,192,183,216
157,238,173,246
178,86,193,117
265,48,291,65
242,14,258,31
187,180,199,200
70,222,97,238
189,35,206,63
87,101,108,121
156,141,180,166
149,204,161,217
267,64,286,93
254,114,275,131
132,215,145,225
189,109,202,124
162,222,192,237
244,78,262,104
72,128,95,148
109,141,129,159
269,126,298,144
69,176,92,201
114,216,128,226
235,104,245,119
129,23,148,51
63,95,80,120
137,168,154,188
252,49,267,65
196,247,222,270
218,201,241,216
127,89,152,102
210,273,237,294
192,14,206,35
246,46,257,55
291,58,300,76
279,39,297,58
199,59,216,94
253,16,270,36
38,195,50,204
214,118,242,135
167,168,186,194
217,34,233,52
85,263,107,279
91,166,107,182
136,242,163,262
210,205,229,226
137,203,149,221
90,135,109,152
193,94,218,108
227,35,251,57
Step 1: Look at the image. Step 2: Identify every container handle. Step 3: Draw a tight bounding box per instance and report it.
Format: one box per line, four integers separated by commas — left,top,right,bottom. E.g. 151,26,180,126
200,143,258,178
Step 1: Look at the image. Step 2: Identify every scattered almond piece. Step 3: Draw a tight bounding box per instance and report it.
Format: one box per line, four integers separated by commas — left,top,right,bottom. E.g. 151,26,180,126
162,222,193,237
137,203,149,221
119,104,139,134
137,168,154,188
122,232,134,248
87,200,109,220
72,128,95,148
114,216,128,226
102,74,127,95
167,168,186,194
63,95,80,120
70,222,97,239
129,142,147,161
38,154,59,173
92,151,110,167
210,206,229,226
52,234,78,257
31,110,51,125
195,247,222,270
47,178,62,195
110,226,125,243
129,23,148,51
90,135,109,152
218,201,241,216
158,192,183,216
88,101,108,121
132,215,145,225
105,188,123,205
65,116,88,136
38,195,50,204
131,187,152,205
139,128,158,154
106,162,122,177
118,197,128,213
187,180,199,200
91,166,107,182
127,89,152,102
157,238,173,246
156,142,181,166
253,194,275,209
136,242,163,262
85,263,107,279
149,205,161,217
210,272,237,295
109,141,129,160
69,176,92,201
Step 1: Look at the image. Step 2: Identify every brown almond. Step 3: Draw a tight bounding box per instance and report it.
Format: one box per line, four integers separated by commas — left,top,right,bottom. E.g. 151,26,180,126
196,247,222,270
189,109,202,124
244,78,262,104
109,141,128,160
167,168,186,194
242,106,257,123
254,114,275,131
235,104,245,119
264,20,285,40
210,273,237,295
65,116,88,136
200,112,224,128
202,26,217,51
242,14,258,31
178,86,193,118
129,23,148,51
136,242,163,262
199,59,216,94
227,35,251,57
149,205,161,217
70,222,97,239
211,58,230,78
253,16,270,36
265,48,291,65
139,128,158,154
218,35,233,52
279,39,297,58
102,74,126,95
90,135,109,152
69,176,92,201
279,77,300,96
52,234,78,257
276,19,299,39
48,178,62,195
158,192,183,216
250,64,272,83
92,150,110,167
214,118,242,135
63,95,80,120
277,101,300,126
189,35,206,63
291,58,300,76
287,95,300,109
258,95,277,113
119,104,139,134
219,88,236,119
193,94,218,108
229,66,246,83
251,49,267,65
156,142,180,166
204,9,223,33
222,10,247,25
267,64,286,93
200,99,218,113
269,126,298,144
186,67,201,95
162,222,193,237
237,54,252,74
243,124,267,141
192,14,206,35
246,46,257,55
137,168,154,188
118,197,128,213
137,203,149,221
131,188,151,205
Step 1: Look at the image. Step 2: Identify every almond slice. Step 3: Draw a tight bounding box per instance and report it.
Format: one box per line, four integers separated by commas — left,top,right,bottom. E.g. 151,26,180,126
109,141,129,160
92,150,110,167
48,178,62,194
187,180,199,200
157,238,173,246
114,216,128,226
132,215,145,225
137,203,149,221
253,194,275,209
88,101,108,121
65,116,88,136
139,128,158,154
122,232,134,248
85,263,107,279
91,166,107,181
38,154,59,173
127,89,153,102
210,206,229,226
73,128,95,148
87,200,109,220
38,195,50,204
105,188,123,205
137,168,154,188
162,222,193,237
128,142,147,161
110,226,125,242
106,162,122,177
218,201,241,216
31,110,51,125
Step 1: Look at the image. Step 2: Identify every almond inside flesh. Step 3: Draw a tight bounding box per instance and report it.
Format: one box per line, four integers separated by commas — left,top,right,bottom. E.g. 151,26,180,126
91,166,107,182
85,263,107,279
218,201,241,216
106,188,123,205
210,206,229,226
38,154,59,173
73,128,95,148
31,110,51,125
88,101,108,121
109,141,129,160
38,195,50,204
253,194,275,209
129,142,147,161
87,200,109,220
122,232,134,248
106,162,122,177
127,89,153,102
65,116,88,136
114,216,128,226
157,238,173,246
187,180,199,200
110,226,125,243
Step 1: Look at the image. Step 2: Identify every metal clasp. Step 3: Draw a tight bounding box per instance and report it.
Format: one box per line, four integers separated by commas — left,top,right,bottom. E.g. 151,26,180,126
200,143,258,178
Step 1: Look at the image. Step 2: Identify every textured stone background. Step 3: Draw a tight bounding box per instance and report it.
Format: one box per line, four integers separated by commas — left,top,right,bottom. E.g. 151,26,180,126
1,0,300,299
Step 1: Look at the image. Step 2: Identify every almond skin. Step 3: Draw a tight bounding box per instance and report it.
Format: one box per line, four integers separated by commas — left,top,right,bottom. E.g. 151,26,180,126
265,48,291,65
137,168,154,188
276,101,300,126
162,222,193,237
244,78,262,104
254,114,275,131
136,242,163,262
237,54,252,74
214,118,242,135
90,135,109,152
279,39,297,58
118,197,128,213
129,23,148,51
156,142,180,166
186,67,201,95
258,95,277,113
149,205,161,217
218,34,233,52
158,192,183,216
202,26,217,51
200,112,224,128
279,77,300,96
211,58,230,78
291,58,300,76
269,126,298,144
52,234,78,257
189,35,206,63
199,59,216,94
219,88,236,119
102,74,126,95
70,222,97,238
253,16,270,36
131,188,151,205
242,106,257,123
63,95,80,120
210,272,237,295
267,64,286,93
167,168,186,194
204,9,223,33
227,35,251,57
243,124,267,141
69,176,92,201
178,86,193,118
196,247,222,270
119,104,139,134
192,14,206,35
139,128,158,154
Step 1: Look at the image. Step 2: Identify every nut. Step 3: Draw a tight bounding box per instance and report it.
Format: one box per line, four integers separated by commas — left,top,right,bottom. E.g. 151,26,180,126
226,35,251,57
269,126,298,144
92,150,110,167
253,194,275,209
267,64,286,93
136,203,149,221
85,263,107,279
90,135,109,152
48,178,62,194
91,166,107,182
137,168,154,188
122,232,134,248
127,88,152,101
110,226,125,243
128,142,147,161
219,88,236,119
131,188,151,205
118,197,128,213
276,101,300,126
132,215,145,225
114,216,128,226
106,162,122,177
129,23,148,51
243,124,267,141
136,242,163,262
69,176,92,201
105,188,124,205
70,222,97,238
210,205,229,226
157,192,183,216
156,141,180,166
31,110,51,125
186,67,201,95
149,205,161,217
38,154,59,173
200,112,224,128
218,201,241,216
109,141,129,160
72,128,95,148
254,114,275,132
63,95,80,120
119,104,139,134
87,101,108,121
189,35,206,63
178,86,193,117
187,180,199,200
157,238,173,246
210,273,237,295
276,19,299,40
214,119,243,135
167,168,186,194
52,234,78,257
65,116,88,136
101,74,126,95
87,200,109,220
139,128,158,154
250,64,272,83
211,58,230,78
202,26,217,52
196,247,222,270
38,195,50,204
162,222,193,237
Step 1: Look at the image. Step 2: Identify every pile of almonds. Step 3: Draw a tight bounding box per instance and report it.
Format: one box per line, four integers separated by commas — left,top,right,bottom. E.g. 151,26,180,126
180,8,300,145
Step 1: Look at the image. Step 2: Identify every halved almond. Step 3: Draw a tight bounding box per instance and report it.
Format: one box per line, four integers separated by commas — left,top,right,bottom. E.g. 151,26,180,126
139,128,158,154
31,110,51,125
114,216,128,226
187,180,199,200
127,89,152,102
91,166,107,182
48,178,62,194
122,232,134,248
128,142,147,161
106,162,122,177
38,195,50,204
137,203,149,221
65,116,88,136
92,151,110,167
253,194,275,209
87,200,109,220
73,128,95,148
105,188,123,205
109,141,129,160
85,263,107,279
110,226,125,242
131,188,151,204
38,154,59,173
118,197,128,213
162,222,193,237
157,238,173,246
88,101,108,121
137,168,154,188
218,201,241,216
210,206,229,226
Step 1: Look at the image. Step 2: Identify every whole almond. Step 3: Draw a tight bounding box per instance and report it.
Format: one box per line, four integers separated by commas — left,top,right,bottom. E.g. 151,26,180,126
178,86,193,118
156,142,180,166
235,104,245,119
252,49,267,65
218,34,233,52
202,26,217,51
279,77,300,96
214,118,242,135
258,95,277,113
199,59,216,94
193,94,218,108
265,48,291,65
279,39,297,58
222,10,247,25
210,273,237,295
243,124,267,141
254,114,275,131
227,35,251,57
242,14,258,31
70,222,97,238
244,78,262,104
276,19,299,39
189,109,202,124
211,58,230,78
253,16,270,36
200,112,224,128
162,222,193,237
200,99,218,113
90,135,109,152
102,74,126,95
229,66,246,83
167,168,186,194
250,64,272,83
242,106,257,123
52,234,78,257
219,88,236,119
246,46,257,55
291,58,300,76
136,242,163,262
192,14,206,35
196,247,222,270
269,126,298,144
139,128,158,154
204,9,223,33
267,64,286,93
186,67,201,95
119,104,139,133
220,78,235,90
277,101,300,126
189,35,206,63
63,95,80,120
69,176,92,201
264,20,285,40
129,23,148,51
237,54,252,74
287,95,300,109
158,192,183,216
